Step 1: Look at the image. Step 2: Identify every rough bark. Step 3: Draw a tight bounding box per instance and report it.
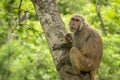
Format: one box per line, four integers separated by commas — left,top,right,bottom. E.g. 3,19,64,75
32,0,90,80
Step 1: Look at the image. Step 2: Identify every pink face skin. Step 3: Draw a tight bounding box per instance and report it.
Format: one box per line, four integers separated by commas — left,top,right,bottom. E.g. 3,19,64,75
69,16,80,33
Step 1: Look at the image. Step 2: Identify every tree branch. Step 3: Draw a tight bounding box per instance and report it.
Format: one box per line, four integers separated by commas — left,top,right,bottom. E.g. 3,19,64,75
96,0,107,35
18,0,23,24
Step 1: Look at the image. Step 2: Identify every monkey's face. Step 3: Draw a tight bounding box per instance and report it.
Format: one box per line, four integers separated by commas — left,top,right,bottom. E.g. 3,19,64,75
69,16,81,33
65,33,72,43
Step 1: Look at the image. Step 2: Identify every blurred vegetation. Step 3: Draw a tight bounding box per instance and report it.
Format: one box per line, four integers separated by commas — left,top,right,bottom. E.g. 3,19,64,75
0,0,120,80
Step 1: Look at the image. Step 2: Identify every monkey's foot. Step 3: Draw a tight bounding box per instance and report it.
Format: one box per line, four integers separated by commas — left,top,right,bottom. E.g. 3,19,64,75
66,71,80,76
65,68,80,76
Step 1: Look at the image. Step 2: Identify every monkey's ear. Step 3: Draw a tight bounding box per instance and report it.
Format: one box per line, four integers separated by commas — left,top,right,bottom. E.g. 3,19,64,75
79,16,85,31
81,16,85,22
79,26,83,31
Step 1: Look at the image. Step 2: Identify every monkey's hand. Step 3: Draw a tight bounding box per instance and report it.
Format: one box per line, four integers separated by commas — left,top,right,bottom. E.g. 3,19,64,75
52,43,62,51
53,43,72,51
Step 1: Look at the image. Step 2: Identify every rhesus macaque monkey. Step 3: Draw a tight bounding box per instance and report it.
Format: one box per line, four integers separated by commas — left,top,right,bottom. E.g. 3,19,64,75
53,15,103,80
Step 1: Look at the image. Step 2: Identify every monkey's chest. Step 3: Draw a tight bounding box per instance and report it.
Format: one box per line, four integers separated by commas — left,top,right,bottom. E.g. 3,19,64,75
73,40,93,56
72,38,84,50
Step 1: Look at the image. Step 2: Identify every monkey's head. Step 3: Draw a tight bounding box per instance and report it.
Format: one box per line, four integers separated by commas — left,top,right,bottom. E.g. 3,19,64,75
65,33,72,43
69,15,85,33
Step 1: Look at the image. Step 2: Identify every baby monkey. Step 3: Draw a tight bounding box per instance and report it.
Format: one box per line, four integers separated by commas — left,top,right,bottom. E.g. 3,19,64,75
53,33,73,70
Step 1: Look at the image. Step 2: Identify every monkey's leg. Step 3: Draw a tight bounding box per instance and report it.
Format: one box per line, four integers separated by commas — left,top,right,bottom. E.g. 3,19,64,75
56,54,70,71
70,47,95,79
65,47,82,75
65,65,80,75
71,47,93,69
69,47,94,74
90,70,95,80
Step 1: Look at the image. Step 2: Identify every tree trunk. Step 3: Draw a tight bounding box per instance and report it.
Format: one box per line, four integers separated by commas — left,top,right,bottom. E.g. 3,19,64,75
32,0,90,80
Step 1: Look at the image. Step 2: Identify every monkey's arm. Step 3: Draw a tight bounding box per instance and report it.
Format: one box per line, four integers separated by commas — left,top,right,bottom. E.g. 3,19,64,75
53,42,72,50
53,33,72,50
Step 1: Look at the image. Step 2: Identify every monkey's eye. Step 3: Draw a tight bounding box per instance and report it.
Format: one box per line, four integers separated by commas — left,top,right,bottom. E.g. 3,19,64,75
71,18,79,22
71,18,75,21
76,19,79,22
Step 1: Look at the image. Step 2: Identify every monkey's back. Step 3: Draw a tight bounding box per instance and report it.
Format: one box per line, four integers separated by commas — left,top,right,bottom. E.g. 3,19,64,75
92,30,103,69
81,29,103,69
72,22,103,70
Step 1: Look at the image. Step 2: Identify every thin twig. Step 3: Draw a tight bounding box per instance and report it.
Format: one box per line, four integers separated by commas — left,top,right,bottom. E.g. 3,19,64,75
96,0,107,35
18,0,23,24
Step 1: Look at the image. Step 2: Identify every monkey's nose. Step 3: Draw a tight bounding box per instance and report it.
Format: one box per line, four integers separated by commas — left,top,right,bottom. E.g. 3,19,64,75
71,23,74,25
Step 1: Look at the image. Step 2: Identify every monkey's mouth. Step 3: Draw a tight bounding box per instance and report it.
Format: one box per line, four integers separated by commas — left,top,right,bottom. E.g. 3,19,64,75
70,26,74,30
70,27,75,32
70,28,74,31
70,27,74,30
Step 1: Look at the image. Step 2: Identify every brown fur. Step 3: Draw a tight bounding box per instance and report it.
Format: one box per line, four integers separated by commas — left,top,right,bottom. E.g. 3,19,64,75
53,15,103,80
68,15,103,80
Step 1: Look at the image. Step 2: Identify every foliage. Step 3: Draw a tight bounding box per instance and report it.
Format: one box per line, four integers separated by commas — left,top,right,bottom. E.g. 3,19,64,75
57,0,120,33
96,34,120,80
0,38,59,80
0,0,120,80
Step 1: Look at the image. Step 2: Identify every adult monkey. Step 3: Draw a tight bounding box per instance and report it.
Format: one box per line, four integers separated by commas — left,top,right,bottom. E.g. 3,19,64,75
53,15,103,80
